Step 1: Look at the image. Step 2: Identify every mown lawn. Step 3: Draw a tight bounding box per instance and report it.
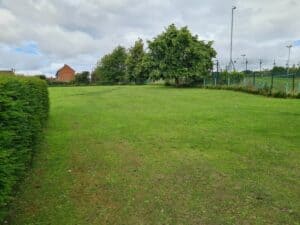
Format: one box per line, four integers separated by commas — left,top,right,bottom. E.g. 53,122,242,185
7,85,300,225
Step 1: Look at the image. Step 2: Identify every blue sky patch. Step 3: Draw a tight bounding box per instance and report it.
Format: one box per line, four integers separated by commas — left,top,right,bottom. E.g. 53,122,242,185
293,40,300,47
14,41,40,55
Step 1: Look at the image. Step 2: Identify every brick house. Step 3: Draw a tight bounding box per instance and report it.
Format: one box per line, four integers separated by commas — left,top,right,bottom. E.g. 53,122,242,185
56,64,75,82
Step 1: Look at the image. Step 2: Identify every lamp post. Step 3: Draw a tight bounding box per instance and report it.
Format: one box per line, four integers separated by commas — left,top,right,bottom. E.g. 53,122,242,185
228,6,237,72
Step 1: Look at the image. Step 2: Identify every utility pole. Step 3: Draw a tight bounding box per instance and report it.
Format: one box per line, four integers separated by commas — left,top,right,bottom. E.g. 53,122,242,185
273,59,276,67
245,58,248,71
228,6,237,71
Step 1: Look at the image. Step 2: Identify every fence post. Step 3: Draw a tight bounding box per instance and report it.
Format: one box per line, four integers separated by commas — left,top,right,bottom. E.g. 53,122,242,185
270,73,274,94
292,73,295,95
204,78,206,87
253,73,256,87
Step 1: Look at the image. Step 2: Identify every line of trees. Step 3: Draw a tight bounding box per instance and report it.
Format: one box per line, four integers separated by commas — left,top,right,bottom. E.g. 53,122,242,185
226,66,300,77
270,66,300,76
92,24,217,86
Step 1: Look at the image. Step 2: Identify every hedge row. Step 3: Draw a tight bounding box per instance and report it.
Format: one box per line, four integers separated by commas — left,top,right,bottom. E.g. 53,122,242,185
0,75,49,220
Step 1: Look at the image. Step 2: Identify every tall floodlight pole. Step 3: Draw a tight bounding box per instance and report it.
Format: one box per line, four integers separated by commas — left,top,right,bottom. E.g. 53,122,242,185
286,45,292,75
216,60,219,73
228,6,237,71
241,54,246,71
259,59,262,73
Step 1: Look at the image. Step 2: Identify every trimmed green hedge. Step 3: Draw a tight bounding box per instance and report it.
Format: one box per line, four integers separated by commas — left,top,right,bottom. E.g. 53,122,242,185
0,75,49,220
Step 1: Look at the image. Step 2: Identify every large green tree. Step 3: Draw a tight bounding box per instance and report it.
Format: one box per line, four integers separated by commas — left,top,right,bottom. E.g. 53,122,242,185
271,66,287,76
74,71,90,84
92,46,128,84
126,39,149,84
148,24,216,86
289,65,300,76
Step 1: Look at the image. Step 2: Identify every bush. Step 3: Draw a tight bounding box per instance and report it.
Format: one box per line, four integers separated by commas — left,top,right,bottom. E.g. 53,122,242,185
271,91,287,98
0,75,49,220
34,75,47,80
46,79,72,86
216,71,245,84
74,71,90,84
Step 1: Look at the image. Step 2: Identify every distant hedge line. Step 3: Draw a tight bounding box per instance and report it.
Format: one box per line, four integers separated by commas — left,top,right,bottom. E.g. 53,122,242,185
0,75,49,220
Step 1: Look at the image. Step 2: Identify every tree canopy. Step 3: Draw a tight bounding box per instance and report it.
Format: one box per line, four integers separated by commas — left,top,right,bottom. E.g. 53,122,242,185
75,71,90,84
271,66,287,75
92,24,217,86
92,46,128,84
147,24,216,85
125,39,149,84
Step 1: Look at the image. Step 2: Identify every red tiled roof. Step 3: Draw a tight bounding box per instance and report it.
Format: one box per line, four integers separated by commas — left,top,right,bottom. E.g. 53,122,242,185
57,64,75,73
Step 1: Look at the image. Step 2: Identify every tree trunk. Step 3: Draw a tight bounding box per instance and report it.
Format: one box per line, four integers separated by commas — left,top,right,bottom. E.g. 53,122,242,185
175,77,179,87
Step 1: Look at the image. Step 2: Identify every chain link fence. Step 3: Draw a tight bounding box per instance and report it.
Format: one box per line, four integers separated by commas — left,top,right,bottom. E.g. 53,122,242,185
204,73,300,96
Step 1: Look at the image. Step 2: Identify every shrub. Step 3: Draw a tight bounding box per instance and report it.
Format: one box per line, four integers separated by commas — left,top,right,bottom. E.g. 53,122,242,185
46,79,72,86
74,71,90,85
215,71,245,84
0,74,49,220
271,91,287,98
34,75,47,80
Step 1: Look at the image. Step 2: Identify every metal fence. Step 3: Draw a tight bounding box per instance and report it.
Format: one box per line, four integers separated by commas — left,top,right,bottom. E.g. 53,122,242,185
203,73,300,96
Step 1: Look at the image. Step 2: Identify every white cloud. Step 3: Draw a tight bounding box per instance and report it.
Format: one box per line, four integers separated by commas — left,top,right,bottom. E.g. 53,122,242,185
0,0,299,75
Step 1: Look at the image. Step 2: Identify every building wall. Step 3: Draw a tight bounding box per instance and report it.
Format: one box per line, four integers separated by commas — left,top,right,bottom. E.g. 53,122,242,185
57,67,75,82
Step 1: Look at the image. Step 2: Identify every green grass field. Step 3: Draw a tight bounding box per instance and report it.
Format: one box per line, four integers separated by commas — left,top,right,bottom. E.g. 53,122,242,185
7,86,300,225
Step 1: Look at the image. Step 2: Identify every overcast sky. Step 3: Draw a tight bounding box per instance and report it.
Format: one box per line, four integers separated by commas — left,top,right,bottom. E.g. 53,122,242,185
0,0,300,76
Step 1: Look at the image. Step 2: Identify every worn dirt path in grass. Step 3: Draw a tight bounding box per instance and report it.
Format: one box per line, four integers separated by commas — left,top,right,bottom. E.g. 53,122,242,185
7,86,300,225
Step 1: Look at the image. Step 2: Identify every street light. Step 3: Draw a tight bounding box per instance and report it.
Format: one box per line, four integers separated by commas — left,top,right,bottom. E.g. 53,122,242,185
228,6,237,71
